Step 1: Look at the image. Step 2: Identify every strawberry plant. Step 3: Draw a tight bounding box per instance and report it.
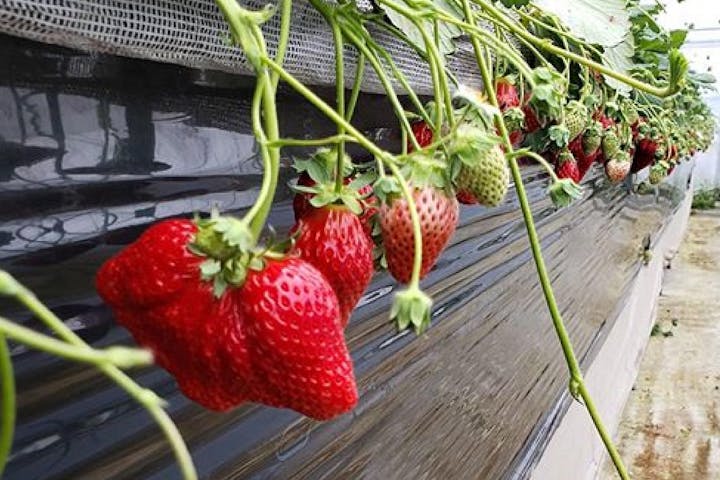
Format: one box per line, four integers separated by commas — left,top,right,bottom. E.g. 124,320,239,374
0,0,715,479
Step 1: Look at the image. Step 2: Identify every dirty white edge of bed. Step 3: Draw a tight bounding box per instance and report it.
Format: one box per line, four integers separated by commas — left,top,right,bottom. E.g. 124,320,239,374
531,175,695,480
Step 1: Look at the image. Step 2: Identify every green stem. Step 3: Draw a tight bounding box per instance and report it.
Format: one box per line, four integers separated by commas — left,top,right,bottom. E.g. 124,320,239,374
217,0,288,242
0,271,197,480
0,316,152,368
508,156,629,480
517,150,560,182
326,11,421,150
331,20,347,193
0,335,14,477
267,135,356,148
270,0,293,89
264,58,390,161
346,54,366,121
243,74,273,239
459,1,629,478
474,0,678,97
379,0,536,84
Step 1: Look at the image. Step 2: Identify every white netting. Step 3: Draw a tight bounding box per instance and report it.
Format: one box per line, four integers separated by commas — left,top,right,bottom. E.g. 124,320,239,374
0,0,486,95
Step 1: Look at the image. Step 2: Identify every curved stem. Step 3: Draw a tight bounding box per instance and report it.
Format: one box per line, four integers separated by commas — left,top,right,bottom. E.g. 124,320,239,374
267,135,356,148
334,19,422,150
220,0,288,242
0,317,153,368
264,58,390,161
346,53,366,122
474,0,677,97
243,74,273,240
0,335,14,477
518,150,560,182
459,1,629,478
270,0,293,89
0,272,197,480
508,156,629,480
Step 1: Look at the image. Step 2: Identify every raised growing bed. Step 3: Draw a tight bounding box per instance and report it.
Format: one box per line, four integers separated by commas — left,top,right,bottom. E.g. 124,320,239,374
0,35,694,479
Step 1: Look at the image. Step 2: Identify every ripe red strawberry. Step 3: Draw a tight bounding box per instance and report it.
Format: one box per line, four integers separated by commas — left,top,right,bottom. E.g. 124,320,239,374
96,219,243,411
237,257,357,420
555,149,581,184
293,172,377,235
605,151,631,183
569,136,599,181
291,205,374,327
409,121,434,151
496,79,520,111
631,138,659,173
522,104,541,133
97,219,358,420
380,186,459,283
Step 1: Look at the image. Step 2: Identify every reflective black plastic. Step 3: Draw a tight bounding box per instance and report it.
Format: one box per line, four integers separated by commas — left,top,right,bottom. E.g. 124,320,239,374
0,35,692,480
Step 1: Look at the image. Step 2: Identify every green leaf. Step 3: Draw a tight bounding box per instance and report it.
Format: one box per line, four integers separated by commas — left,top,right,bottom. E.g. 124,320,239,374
213,276,228,298
669,29,687,49
200,259,221,280
548,126,570,148
534,0,630,48
377,0,463,56
496,0,530,7
602,35,635,94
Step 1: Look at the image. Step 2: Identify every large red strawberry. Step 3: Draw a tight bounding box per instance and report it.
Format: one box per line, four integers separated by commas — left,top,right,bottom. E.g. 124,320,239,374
97,218,358,420
96,220,243,411
291,205,374,327
379,185,458,283
631,138,659,173
555,149,581,184
237,257,357,420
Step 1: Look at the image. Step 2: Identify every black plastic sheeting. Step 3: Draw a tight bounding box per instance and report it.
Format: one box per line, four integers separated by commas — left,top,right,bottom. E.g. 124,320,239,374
0,34,692,480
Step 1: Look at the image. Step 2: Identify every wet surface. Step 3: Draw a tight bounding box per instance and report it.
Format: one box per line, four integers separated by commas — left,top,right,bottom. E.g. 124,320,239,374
601,210,720,480
0,34,694,479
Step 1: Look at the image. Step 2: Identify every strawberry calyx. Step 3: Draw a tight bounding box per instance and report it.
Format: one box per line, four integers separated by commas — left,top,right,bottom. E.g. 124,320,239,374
447,123,502,169
292,148,376,216
548,178,583,208
390,286,433,334
189,214,271,296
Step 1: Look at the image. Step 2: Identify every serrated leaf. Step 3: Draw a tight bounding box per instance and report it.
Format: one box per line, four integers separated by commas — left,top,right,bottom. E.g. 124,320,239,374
200,259,221,280
602,35,635,93
535,0,630,48
343,196,364,215
213,276,228,298
349,171,377,191
377,0,463,56
212,217,253,250
668,29,687,49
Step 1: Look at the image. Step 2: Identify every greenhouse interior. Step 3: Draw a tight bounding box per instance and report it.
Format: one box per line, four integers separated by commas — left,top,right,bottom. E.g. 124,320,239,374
1,0,720,479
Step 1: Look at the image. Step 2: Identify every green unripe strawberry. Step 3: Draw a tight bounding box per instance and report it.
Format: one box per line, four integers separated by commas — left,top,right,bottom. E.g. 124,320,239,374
455,145,509,207
563,100,589,141
582,121,603,156
602,129,620,159
649,163,667,185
